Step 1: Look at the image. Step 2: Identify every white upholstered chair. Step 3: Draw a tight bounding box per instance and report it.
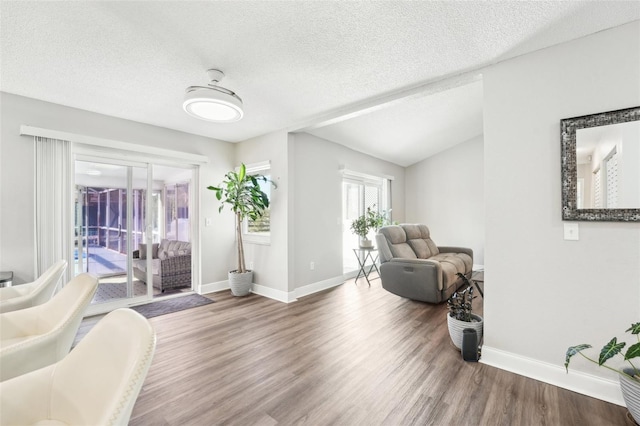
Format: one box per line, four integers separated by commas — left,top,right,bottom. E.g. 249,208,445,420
0,273,98,381
0,260,67,313
0,308,156,426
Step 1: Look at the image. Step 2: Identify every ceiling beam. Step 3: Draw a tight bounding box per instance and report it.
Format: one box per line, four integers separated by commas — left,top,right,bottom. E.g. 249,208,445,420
290,69,482,133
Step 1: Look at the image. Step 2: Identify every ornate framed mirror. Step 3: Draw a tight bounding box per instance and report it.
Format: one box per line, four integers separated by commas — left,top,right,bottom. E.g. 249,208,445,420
561,106,640,222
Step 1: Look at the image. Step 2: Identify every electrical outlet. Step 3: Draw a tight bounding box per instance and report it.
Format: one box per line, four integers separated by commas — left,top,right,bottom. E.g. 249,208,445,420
310,261,315,270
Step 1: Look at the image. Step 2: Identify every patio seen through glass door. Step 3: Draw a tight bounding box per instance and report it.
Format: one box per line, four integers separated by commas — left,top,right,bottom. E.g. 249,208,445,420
74,160,193,308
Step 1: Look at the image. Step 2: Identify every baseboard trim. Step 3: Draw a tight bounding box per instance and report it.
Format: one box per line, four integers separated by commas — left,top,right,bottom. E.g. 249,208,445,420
252,284,295,303
480,346,624,406
200,280,230,295
200,274,347,304
343,269,358,280
295,275,345,299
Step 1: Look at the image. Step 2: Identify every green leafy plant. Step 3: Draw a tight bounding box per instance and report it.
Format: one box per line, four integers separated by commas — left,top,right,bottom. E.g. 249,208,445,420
446,273,477,322
350,206,388,238
565,322,640,381
207,164,273,274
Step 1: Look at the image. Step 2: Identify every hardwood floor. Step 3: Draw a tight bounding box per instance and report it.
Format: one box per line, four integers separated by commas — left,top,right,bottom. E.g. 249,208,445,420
116,277,631,425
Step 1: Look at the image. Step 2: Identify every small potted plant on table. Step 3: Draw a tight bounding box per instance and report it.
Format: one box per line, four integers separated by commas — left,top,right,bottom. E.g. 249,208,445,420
350,206,386,248
446,273,483,350
565,323,640,423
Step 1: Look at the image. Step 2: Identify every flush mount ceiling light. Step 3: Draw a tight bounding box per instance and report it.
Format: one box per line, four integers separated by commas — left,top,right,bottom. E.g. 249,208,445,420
183,69,243,123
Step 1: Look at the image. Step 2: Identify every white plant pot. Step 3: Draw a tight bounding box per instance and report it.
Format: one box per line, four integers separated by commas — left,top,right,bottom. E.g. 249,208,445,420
620,368,640,424
359,238,373,248
447,313,483,350
229,270,253,296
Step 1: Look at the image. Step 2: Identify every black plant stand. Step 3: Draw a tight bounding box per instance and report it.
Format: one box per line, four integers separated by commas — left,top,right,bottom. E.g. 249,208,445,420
471,270,484,298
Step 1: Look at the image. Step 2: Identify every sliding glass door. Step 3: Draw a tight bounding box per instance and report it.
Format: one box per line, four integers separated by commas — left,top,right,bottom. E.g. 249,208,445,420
74,158,154,307
74,157,196,313
342,175,389,274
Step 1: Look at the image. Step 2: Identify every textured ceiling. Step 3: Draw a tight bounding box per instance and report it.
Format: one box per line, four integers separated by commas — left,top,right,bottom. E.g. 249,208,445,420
1,1,639,166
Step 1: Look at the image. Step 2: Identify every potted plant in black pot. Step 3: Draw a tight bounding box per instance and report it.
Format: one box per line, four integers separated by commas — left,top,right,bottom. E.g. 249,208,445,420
565,323,640,423
350,206,387,248
446,273,483,350
208,164,272,296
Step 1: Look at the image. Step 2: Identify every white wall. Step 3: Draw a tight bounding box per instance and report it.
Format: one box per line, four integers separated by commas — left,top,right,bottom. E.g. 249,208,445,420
233,130,405,299
234,130,291,294
405,135,484,266
482,21,640,404
0,92,236,287
291,132,405,289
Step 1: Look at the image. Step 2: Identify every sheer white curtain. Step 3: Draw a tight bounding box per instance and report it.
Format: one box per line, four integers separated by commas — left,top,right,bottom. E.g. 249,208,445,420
34,136,73,284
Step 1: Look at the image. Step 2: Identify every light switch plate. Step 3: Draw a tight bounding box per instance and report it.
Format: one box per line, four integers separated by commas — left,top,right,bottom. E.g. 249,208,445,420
564,223,579,241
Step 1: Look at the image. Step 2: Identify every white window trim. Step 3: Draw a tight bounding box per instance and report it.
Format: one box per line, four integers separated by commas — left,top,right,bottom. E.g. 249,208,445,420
241,160,272,245
340,167,392,218
242,160,271,174
21,125,208,165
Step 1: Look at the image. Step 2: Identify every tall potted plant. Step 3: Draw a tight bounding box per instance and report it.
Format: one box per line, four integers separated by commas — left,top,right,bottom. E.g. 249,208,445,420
446,273,483,350
207,164,271,296
565,323,640,423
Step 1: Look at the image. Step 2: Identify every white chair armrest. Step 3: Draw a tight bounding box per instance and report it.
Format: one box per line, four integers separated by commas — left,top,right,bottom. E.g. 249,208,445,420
0,309,39,339
0,364,54,424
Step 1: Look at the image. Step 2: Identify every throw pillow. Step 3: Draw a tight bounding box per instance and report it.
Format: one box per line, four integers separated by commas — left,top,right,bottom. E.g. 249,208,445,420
139,243,160,259
139,244,148,260
167,240,181,252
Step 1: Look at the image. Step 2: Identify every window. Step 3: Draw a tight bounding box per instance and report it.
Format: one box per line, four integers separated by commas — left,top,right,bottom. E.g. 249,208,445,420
242,161,271,244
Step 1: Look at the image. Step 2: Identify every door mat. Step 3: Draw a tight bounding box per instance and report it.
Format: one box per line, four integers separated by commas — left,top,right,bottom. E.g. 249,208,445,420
93,282,148,303
131,294,214,318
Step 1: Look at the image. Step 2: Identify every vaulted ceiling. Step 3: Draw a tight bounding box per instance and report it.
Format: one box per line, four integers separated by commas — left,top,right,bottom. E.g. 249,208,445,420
2,1,638,166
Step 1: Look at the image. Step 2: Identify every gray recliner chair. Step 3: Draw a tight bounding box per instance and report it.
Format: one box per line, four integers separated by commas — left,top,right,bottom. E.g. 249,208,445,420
375,224,473,304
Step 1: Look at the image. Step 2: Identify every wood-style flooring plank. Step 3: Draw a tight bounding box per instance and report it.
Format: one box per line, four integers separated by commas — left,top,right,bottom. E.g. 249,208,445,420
78,277,633,426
